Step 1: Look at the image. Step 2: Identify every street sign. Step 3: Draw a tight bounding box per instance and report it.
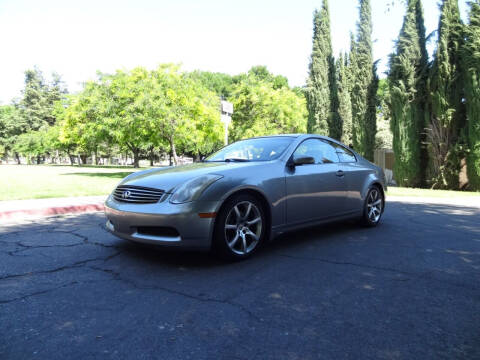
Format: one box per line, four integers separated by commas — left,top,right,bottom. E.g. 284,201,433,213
221,100,233,115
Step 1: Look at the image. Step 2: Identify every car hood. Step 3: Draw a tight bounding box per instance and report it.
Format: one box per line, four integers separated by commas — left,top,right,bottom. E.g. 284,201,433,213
119,162,257,193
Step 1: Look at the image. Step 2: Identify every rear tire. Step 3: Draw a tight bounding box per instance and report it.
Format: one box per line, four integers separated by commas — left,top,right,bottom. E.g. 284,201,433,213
361,186,384,227
213,194,266,260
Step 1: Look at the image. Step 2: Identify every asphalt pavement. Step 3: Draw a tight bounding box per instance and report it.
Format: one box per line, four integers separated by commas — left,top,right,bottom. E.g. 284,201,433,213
0,200,479,359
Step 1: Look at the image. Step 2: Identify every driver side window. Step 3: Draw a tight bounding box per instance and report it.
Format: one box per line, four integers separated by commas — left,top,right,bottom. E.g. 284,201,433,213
293,139,339,164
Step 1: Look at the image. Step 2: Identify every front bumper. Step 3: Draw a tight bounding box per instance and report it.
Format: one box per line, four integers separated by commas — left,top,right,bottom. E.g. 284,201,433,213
104,195,219,250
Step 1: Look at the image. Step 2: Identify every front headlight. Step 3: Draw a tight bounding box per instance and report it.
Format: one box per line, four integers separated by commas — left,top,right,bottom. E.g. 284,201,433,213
170,174,223,204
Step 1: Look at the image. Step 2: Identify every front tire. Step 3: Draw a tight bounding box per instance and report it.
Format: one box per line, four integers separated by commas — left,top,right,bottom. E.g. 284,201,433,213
361,186,384,227
213,194,266,260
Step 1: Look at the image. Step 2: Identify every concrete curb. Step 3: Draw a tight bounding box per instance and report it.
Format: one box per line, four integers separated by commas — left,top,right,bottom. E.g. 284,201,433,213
0,202,105,221
0,195,107,221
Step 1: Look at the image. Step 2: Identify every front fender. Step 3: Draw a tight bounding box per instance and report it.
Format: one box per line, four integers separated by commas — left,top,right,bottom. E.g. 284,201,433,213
201,178,285,228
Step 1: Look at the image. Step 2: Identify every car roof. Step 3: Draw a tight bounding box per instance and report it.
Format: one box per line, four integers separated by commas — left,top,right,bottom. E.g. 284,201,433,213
243,134,354,151
250,134,338,142
249,134,302,139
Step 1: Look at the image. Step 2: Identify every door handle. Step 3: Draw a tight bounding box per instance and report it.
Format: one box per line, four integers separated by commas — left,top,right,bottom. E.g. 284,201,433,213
336,170,344,177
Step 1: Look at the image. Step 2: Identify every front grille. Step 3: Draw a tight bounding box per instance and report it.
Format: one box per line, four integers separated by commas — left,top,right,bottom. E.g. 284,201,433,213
113,185,164,204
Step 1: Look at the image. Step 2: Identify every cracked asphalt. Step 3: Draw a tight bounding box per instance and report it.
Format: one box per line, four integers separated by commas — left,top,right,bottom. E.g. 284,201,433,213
1,200,479,360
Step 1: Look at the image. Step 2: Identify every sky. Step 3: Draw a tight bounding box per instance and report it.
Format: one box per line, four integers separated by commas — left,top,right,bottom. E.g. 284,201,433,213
0,0,469,104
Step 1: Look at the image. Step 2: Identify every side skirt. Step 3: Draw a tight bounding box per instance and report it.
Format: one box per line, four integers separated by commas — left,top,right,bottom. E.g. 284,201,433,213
270,210,362,240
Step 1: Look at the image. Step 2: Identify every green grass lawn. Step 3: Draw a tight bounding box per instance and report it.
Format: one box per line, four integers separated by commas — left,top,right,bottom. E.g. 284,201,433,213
0,165,141,201
1,164,480,201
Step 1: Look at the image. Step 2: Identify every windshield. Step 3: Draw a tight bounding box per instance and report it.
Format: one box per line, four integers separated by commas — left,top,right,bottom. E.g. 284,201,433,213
205,137,295,162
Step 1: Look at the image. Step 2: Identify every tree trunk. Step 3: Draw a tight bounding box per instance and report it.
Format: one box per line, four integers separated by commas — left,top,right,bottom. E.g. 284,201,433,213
15,152,21,165
150,148,156,166
169,136,178,166
132,149,140,168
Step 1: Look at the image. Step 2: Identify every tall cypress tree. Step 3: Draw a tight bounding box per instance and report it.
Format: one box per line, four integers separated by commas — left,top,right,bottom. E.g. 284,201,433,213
464,0,480,190
428,0,465,189
306,0,336,137
351,0,378,161
337,53,353,146
388,0,429,187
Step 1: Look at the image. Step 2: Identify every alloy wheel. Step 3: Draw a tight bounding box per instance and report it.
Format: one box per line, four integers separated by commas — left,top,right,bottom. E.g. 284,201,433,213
224,201,263,255
366,188,383,223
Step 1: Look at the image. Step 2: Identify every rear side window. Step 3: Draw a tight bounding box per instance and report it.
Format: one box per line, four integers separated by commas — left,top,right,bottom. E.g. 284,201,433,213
330,142,357,163
293,139,339,164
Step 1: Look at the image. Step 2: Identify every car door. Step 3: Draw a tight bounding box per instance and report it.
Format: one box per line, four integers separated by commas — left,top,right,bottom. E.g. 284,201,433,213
331,143,367,211
285,138,347,225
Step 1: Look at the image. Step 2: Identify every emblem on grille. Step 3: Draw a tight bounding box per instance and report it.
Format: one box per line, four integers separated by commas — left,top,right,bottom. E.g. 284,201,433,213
122,190,131,199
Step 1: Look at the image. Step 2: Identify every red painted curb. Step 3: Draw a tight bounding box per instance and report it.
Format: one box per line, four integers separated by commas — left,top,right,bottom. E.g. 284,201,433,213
0,203,105,221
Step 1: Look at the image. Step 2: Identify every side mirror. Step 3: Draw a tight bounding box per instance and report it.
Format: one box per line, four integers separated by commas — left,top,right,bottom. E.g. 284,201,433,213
289,156,315,167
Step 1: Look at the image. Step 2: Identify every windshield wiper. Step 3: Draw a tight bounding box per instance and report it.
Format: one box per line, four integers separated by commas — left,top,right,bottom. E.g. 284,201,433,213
224,158,250,162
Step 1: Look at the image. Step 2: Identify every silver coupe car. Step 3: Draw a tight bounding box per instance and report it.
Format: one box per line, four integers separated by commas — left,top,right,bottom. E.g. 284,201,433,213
105,134,386,259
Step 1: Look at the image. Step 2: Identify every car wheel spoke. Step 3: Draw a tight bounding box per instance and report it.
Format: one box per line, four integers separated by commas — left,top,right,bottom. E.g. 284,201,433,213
225,224,237,230
244,203,252,220
245,229,259,241
247,217,261,226
241,235,247,253
228,233,240,247
234,205,241,221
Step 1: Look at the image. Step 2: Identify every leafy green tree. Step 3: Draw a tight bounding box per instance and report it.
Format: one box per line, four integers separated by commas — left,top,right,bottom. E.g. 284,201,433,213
337,53,353,146
59,65,223,167
147,65,222,165
464,0,480,190
96,67,159,168
306,1,335,137
19,68,48,131
351,0,378,160
247,66,289,89
59,85,111,165
159,71,223,161
186,70,234,98
428,0,465,189
13,129,46,164
228,77,307,141
0,105,25,163
18,68,66,131
388,0,429,187
45,73,67,125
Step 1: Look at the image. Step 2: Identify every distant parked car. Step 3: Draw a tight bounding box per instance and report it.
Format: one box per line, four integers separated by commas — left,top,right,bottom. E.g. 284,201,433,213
105,134,386,259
